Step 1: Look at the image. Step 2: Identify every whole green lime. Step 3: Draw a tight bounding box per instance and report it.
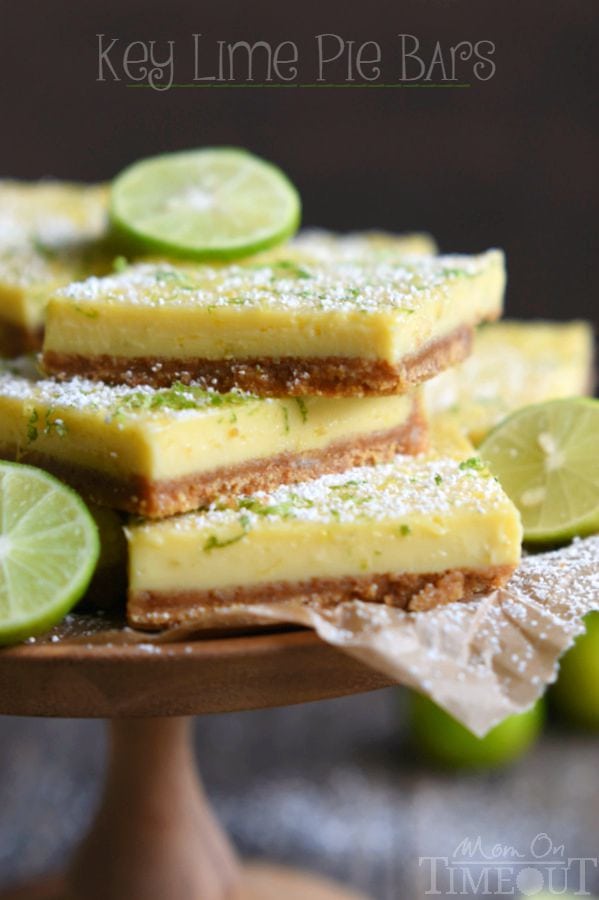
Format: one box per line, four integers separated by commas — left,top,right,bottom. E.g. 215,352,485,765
408,692,544,769
550,612,599,730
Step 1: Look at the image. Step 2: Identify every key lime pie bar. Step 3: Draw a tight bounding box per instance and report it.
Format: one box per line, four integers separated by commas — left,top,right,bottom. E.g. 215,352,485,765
277,228,437,263
425,320,594,444
0,358,425,517
127,430,522,628
42,250,505,395
0,181,108,356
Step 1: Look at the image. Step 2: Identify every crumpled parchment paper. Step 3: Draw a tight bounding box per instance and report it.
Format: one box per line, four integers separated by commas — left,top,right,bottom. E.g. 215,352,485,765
215,536,599,735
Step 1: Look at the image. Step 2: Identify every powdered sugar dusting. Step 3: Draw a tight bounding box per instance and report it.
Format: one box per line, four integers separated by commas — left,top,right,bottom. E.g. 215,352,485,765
0,356,262,422
0,180,108,290
22,538,598,737
242,536,599,735
56,250,502,314
286,228,435,263
425,321,593,438
141,452,513,531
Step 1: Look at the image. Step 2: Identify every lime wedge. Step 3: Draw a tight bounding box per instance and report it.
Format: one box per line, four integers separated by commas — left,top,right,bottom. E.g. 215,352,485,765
110,147,301,261
0,462,99,645
479,398,599,543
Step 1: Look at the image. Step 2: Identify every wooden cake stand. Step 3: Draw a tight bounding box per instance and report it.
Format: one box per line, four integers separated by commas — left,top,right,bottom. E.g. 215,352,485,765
0,625,394,900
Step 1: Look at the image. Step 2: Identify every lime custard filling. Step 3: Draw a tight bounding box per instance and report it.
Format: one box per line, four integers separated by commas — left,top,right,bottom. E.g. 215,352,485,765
0,181,108,330
43,250,505,363
425,320,595,445
126,453,522,595
0,358,417,481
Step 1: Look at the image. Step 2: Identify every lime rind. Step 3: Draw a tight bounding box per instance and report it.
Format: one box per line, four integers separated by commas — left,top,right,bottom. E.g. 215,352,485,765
110,147,301,261
0,462,100,645
479,397,599,544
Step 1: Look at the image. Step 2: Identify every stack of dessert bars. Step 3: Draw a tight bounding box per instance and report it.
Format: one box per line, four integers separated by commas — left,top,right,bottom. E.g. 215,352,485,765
0,182,590,630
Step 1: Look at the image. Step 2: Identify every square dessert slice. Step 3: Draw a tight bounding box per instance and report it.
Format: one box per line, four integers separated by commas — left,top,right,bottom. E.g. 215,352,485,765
42,250,505,395
425,320,595,444
0,358,426,517
0,181,109,356
126,430,522,629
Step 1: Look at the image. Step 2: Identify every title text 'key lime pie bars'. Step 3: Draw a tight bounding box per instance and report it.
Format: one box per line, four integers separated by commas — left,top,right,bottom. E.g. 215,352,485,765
0,180,108,356
126,425,523,629
0,358,426,517
41,250,505,396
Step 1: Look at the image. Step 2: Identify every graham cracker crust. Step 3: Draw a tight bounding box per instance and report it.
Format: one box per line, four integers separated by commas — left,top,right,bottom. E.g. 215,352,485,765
0,399,427,517
0,320,43,357
42,326,474,396
128,565,517,630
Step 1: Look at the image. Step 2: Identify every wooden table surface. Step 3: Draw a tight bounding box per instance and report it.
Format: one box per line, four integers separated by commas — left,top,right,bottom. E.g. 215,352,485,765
1,690,598,900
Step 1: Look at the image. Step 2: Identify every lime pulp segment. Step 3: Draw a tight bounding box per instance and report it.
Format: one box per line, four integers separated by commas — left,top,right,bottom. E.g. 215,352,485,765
0,462,99,645
479,398,599,543
110,147,301,261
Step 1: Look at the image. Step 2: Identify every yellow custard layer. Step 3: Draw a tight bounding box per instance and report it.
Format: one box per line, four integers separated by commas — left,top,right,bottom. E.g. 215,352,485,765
127,431,522,594
0,358,416,481
0,211,431,347
43,250,504,364
0,181,109,332
425,320,594,444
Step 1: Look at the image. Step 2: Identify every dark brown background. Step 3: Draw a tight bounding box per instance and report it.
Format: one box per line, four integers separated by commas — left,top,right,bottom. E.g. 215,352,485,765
0,0,597,324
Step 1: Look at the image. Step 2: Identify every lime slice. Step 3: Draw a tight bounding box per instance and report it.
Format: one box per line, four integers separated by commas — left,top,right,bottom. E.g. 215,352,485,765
479,398,599,543
110,147,301,261
0,462,99,645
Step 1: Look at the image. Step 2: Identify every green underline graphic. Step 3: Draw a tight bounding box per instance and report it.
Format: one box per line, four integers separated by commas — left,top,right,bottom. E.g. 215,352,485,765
126,82,472,90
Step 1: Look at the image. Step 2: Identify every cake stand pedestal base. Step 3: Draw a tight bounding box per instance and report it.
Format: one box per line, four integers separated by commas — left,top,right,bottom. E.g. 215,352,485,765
2,717,367,900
